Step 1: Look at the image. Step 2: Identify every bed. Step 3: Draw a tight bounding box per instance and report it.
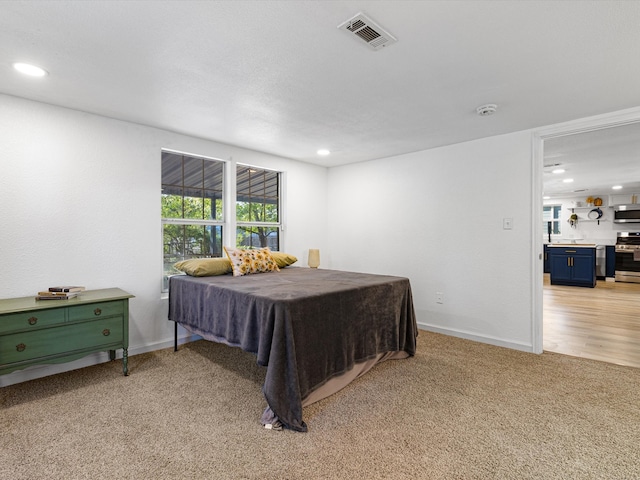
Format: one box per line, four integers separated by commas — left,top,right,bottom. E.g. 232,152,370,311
168,267,417,432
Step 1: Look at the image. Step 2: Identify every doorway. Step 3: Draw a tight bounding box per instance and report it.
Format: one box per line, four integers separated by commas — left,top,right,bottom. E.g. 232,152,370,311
532,108,640,364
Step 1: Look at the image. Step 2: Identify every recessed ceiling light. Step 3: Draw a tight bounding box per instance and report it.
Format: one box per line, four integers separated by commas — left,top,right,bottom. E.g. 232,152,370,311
563,178,574,183
543,196,551,200
552,168,565,174
13,62,48,77
317,149,330,156
612,185,623,190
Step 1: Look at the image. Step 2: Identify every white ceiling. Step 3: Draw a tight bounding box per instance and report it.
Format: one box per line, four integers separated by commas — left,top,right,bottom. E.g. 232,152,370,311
543,122,640,199
1,0,640,179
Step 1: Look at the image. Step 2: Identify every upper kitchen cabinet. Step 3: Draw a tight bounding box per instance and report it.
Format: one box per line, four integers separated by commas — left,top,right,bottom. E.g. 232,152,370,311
610,193,640,206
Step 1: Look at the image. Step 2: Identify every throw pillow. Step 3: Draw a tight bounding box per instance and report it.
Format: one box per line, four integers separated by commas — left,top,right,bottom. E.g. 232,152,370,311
223,247,280,277
174,257,232,277
271,251,298,268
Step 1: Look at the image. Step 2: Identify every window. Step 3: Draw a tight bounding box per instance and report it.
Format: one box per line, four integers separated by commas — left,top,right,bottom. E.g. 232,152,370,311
543,205,561,237
161,151,224,290
160,154,283,292
236,165,281,251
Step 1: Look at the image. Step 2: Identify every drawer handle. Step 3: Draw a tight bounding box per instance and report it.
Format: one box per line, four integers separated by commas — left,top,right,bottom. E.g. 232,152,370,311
102,329,111,336
94,308,102,316
16,343,26,352
28,316,38,325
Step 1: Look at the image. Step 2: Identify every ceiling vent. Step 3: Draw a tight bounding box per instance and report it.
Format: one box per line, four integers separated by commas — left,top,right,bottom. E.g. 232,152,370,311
338,12,397,51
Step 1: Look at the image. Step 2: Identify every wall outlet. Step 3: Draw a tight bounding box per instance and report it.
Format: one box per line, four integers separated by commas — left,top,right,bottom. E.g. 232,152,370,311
436,292,444,304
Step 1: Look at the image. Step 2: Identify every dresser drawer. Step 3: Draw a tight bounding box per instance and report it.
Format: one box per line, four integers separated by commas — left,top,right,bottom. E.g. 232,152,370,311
68,300,124,322
0,308,65,334
0,317,124,364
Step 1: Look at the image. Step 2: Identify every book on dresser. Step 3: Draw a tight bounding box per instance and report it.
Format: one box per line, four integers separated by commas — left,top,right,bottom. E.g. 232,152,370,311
35,286,85,300
36,291,80,300
48,286,85,293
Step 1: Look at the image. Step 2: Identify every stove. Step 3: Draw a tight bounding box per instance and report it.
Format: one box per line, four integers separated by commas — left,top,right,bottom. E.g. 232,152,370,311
615,232,640,283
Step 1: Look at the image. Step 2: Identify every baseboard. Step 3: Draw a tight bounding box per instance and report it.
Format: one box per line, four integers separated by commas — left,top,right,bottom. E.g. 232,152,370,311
0,333,202,388
417,321,535,353
126,333,203,357
3,324,534,388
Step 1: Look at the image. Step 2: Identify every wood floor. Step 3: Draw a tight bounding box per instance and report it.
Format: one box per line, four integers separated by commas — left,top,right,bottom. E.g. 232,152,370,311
543,273,640,368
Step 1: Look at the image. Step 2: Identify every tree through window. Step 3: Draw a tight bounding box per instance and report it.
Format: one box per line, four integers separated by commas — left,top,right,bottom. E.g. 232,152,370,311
236,166,280,250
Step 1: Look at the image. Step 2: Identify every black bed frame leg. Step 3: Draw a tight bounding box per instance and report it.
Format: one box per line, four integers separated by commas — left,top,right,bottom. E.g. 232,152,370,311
174,321,178,352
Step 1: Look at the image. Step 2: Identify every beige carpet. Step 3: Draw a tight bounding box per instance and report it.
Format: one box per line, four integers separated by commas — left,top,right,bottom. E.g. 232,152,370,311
1,332,639,479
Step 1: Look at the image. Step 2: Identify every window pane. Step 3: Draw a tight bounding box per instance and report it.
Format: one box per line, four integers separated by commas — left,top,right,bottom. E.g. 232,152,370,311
162,151,224,221
543,220,561,236
236,202,278,222
183,156,203,188
204,161,224,190
161,188,184,218
543,205,562,236
186,224,222,257
183,187,205,220
161,152,182,186
205,190,223,220
163,224,223,288
236,226,279,250
263,171,279,198
236,166,279,223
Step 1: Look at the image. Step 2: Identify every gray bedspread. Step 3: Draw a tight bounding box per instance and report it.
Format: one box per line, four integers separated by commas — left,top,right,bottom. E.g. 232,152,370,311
168,267,417,432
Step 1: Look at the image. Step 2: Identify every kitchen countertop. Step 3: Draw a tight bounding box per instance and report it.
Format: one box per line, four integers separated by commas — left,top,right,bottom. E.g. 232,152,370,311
547,244,597,248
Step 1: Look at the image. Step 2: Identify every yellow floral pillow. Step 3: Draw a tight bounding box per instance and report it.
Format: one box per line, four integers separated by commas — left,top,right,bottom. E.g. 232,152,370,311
223,247,280,277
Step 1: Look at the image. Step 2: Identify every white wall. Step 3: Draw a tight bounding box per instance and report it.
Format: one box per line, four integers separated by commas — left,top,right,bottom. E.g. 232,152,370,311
544,196,617,246
327,131,536,351
10,92,634,385
0,94,327,385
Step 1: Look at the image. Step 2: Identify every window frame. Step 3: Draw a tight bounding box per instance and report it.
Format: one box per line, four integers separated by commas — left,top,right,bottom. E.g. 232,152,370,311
235,163,283,251
543,204,562,238
161,149,226,292
161,153,286,294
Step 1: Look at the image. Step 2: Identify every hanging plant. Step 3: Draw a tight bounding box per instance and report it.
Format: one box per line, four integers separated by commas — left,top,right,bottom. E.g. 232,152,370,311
568,213,578,228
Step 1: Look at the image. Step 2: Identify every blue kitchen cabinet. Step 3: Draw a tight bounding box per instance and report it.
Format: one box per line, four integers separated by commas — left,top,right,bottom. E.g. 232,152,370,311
543,245,550,273
548,246,596,287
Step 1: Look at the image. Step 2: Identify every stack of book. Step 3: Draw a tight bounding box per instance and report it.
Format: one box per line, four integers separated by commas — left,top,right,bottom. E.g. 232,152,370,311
36,286,85,300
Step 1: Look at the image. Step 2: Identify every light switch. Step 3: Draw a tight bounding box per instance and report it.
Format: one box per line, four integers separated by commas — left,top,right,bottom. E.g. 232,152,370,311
503,218,513,230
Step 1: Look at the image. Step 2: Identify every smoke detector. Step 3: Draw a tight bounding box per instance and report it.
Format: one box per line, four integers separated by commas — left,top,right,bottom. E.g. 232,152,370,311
476,104,498,116
338,12,397,50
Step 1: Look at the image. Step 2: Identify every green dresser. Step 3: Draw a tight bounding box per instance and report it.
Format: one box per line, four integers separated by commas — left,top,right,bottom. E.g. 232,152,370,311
0,288,133,376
